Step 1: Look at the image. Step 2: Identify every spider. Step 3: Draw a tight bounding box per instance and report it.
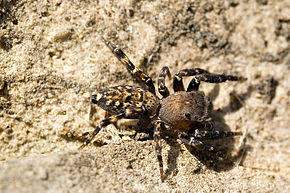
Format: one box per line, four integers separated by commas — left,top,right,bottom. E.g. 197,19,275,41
79,38,245,181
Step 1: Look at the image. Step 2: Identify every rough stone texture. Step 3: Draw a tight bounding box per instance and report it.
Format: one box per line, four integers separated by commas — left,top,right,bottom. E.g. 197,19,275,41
0,0,289,192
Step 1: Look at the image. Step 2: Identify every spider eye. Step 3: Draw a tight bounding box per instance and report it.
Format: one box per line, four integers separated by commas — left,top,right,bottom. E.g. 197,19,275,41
185,113,191,120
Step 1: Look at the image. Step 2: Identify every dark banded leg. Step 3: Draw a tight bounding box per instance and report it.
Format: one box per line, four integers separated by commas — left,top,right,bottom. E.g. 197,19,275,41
179,133,215,152
153,120,165,181
102,37,156,94
173,68,209,92
79,107,144,149
201,121,214,130
158,66,171,98
191,129,242,139
187,74,245,92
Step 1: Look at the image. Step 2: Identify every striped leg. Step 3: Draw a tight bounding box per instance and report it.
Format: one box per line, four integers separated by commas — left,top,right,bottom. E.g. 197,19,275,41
173,68,209,92
153,120,165,181
191,129,242,139
158,66,171,98
189,121,214,130
79,107,144,149
179,133,215,152
102,38,156,94
187,74,244,92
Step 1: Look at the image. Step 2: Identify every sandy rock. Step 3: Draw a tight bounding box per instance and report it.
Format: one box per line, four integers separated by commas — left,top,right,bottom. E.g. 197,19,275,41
0,0,289,192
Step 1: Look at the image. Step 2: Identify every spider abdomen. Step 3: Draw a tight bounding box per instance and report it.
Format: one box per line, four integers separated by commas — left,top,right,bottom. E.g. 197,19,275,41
91,85,158,117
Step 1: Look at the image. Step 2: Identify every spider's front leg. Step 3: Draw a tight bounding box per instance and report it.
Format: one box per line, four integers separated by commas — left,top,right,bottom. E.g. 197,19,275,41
102,38,156,94
173,68,209,92
79,106,144,149
158,66,171,98
178,132,216,152
187,73,245,92
153,120,165,181
179,128,242,151
191,129,242,139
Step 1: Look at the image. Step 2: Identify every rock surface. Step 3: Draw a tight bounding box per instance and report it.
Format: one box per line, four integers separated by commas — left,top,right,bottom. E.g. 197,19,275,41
0,0,289,192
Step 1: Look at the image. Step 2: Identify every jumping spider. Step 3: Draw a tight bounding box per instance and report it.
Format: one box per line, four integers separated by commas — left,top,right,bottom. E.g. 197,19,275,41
79,38,245,181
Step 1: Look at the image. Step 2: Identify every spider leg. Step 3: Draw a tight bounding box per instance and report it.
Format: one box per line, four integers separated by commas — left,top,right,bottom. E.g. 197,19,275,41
187,74,245,92
173,68,209,92
158,66,171,98
79,107,144,149
190,129,242,139
179,133,215,152
102,38,156,94
178,133,215,152
153,120,165,181
192,121,214,130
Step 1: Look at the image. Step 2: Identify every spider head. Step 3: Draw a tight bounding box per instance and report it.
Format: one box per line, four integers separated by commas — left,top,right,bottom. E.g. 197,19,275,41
158,91,212,130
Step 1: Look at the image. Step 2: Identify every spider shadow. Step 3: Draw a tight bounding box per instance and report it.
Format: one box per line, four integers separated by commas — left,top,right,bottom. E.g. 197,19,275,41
163,84,252,179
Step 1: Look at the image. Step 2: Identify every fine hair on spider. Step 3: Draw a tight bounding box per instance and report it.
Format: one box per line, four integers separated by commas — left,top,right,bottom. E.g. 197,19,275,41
78,37,246,181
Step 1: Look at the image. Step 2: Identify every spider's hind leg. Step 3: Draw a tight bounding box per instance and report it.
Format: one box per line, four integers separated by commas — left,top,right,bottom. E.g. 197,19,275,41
79,106,144,149
102,38,156,94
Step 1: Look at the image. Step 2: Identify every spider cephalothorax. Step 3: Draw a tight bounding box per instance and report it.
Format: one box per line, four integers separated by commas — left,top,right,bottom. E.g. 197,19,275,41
79,38,244,181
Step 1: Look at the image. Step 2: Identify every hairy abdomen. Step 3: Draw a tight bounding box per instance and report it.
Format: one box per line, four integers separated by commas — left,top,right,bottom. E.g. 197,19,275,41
91,85,158,117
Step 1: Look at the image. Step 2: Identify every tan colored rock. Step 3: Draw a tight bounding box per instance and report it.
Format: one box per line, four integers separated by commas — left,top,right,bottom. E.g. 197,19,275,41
0,0,289,192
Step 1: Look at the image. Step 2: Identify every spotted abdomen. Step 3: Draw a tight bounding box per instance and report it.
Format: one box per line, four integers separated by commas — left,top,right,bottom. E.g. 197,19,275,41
91,85,158,117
